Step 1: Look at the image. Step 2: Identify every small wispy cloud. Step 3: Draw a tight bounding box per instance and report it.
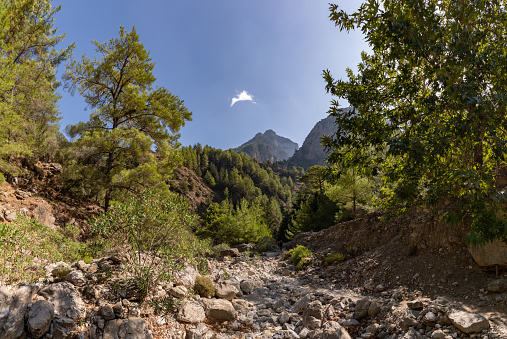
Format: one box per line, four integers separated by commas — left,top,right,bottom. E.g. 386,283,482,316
231,90,256,107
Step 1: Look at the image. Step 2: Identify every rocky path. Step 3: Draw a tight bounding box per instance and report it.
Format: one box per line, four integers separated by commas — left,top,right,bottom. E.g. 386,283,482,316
1,249,506,339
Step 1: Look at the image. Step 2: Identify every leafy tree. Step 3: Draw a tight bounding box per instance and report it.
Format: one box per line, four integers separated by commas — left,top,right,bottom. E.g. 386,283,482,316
0,0,71,175
63,27,191,210
323,0,507,243
326,166,374,219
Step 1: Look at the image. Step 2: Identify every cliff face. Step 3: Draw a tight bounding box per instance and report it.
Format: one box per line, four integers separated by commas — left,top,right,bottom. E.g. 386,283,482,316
287,114,338,169
234,130,298,162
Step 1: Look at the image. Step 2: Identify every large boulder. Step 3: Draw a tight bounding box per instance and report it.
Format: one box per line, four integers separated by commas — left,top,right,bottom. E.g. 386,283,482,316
33,205,56,228
38,282,86,321
487,279,507,293
448,311,490,334
354,298,371,319
52,316,76,339
27,300,54,339
215,280,239,301
103,318,152,339
303,300,324,330
290,293,313,313
0,284,39,339
321,321,352,339
202,298,237,322
174,266,200,289
468,239,507,267
178,302,206,324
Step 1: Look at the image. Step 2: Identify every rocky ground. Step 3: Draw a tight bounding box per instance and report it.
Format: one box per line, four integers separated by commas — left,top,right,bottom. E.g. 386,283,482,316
1,245,506,339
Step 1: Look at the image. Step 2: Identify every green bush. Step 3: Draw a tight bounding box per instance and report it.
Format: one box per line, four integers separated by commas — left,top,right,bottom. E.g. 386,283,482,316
0,217,87,284
194,276,215,297
254,236,277,253
0,172,5,184
200,199,271,245
88,188,210,300
324,252,346,265
284,245,313,270
211,243,230,257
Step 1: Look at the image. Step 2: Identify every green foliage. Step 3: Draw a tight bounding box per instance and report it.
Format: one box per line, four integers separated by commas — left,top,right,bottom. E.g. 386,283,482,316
52,265,72,281
88,188,209,298
285,245,313,270
324,252,346,265
211,243,230,257
62,26,191,211
198,198,271,245
323,1,507,243
0,0,72,174
254,236,278,253
325,165,377,219
194,276,216,298
0,173,5,184
0,216,87,284
179,145,300,234
150,296,183,321
279,189,342,241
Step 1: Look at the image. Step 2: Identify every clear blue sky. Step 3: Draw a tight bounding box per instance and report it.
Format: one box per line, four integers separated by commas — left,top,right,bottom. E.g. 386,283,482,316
55,1,369,150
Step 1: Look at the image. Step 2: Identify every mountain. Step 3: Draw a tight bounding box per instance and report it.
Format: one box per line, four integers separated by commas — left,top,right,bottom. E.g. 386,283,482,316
287,112,342,169
234,129,298,162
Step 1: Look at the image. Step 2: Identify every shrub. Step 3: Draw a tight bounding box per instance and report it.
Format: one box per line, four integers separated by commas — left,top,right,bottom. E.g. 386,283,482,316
88,188,210,301
284,245,313,270
0,173,5,184
0,216,87,284
324,252,346,265
52,265,72,281
211,243,230,257
194,276,215,297
254,236,277,253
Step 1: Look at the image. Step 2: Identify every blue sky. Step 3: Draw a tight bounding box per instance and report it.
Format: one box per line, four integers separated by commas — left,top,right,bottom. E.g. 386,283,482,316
55,1,369,149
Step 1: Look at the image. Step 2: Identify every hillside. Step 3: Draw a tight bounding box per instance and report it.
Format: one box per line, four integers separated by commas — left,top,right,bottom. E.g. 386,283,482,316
286,115,337,169
234,130,299,162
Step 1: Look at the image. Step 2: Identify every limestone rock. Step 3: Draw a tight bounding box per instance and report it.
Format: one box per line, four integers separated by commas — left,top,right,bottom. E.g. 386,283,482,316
487,279,507,293
0,284,39,339
65,270,86,286
407,299,424,310
468,239,507,266
202,298,237,322
52,316,76,339
5,211,17,222
28,300,54,339
33,205,56,228
368,301,381,317
240,279,256,294
101,305,115,321
215,280,239,300
168,285,187,299
448,311,490,334
321,321,352,339
272,329,300,339
303,300,324,329
290,293,313,313
354,298,371,319
38,282,86,321
402,328,422,339
103,318,152,339
178,302,206,324
175,266,200,289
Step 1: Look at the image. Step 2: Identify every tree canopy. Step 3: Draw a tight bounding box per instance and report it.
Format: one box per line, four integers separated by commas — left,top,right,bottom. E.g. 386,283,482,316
0,0,71,175
323,0,507,243
63,26,191,210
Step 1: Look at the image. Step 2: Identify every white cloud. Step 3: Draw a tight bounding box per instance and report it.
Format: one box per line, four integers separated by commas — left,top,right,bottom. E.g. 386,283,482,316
231,90,255,107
